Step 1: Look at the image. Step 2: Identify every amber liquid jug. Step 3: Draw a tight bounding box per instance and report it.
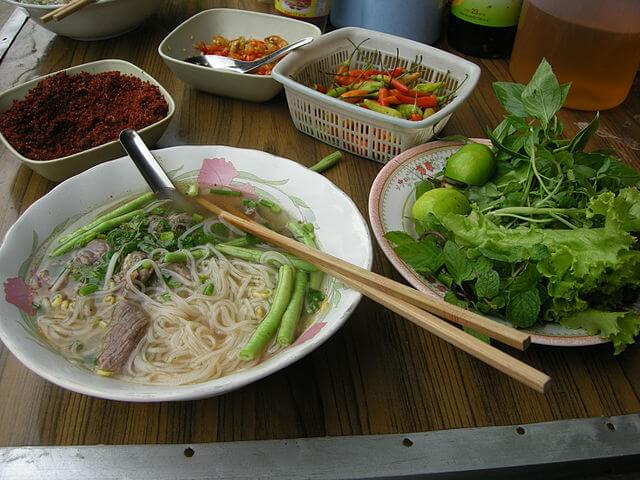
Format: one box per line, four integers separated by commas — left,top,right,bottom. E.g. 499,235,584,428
509,0,640,111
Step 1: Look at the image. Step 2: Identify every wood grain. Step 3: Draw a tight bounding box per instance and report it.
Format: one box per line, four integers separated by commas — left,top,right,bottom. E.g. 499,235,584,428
0,0,639,447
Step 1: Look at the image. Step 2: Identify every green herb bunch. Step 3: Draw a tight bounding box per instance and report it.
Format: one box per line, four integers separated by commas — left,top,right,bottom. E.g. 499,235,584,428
386,60,640,353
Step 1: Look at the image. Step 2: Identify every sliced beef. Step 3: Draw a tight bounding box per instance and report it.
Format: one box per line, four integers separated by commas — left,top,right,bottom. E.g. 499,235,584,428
74,239,109,266
114,251,153,284
96,301,148,373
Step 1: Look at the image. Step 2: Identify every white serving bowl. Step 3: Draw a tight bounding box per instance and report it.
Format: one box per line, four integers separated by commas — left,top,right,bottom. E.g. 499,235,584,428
2,0,160,41
158,8,321,102
0,145,373,402
0,59,175,182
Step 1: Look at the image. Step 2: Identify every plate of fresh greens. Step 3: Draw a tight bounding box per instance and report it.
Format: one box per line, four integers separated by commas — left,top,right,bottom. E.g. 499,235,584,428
368,60,640,351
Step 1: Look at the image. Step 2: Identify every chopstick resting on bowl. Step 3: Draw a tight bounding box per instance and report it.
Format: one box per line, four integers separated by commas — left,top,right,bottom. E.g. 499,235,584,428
195,197,551,394
41,0,96,23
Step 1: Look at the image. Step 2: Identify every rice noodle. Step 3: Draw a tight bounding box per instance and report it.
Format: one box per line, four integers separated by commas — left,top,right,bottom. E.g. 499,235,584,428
35,240,281,386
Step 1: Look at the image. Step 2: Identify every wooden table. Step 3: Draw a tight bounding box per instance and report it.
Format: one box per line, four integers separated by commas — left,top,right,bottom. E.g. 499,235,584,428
0,0,639,450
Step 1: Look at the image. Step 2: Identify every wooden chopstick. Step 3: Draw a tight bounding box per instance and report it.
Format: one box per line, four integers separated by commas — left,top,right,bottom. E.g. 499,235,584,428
195,197,551,393
196,198,530,350
41,0,95,24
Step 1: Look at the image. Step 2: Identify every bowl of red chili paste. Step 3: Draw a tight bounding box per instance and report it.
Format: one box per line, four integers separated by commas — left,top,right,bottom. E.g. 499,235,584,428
0,59,174,182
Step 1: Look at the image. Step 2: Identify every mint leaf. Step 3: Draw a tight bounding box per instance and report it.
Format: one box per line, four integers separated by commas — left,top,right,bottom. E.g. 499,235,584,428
384,231,415,246
493,82,526,117
443,241,475,285
444,291,468,309
393,236,444,273
506,289,541,328
475,269,500,299
521,59,566,126
463,327,491,344
508,264,541,293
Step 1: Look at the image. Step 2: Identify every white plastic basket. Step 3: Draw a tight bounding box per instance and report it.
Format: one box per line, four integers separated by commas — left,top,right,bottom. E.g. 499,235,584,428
272,27,481,163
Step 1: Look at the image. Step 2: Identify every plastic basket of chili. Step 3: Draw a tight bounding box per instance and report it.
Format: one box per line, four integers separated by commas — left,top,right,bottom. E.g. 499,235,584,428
271,27,480,163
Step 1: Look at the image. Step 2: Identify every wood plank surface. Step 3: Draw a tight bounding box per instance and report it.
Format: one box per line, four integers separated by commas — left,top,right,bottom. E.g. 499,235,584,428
0,0,638,447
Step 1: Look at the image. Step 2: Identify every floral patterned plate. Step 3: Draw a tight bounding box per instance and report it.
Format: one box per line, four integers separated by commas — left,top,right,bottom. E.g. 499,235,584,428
368,140,606,347
0,146,373,401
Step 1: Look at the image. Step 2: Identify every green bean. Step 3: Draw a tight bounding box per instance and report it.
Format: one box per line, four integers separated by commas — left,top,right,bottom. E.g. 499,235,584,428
51,209,145,257
239,265,294,360
258,198,282,213
216,244,317,272
309,151,342,173
210,188,241,196
58,192,154,245
287,221,324,291
163,249,206,264
218,235,253,248
277,270,308,346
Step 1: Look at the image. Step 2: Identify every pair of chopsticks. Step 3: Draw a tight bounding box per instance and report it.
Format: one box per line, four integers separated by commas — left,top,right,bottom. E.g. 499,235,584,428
41,0,95,23
194,197,552,393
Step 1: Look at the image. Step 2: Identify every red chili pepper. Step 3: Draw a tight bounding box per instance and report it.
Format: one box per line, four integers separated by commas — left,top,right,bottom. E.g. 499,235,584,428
384,95,401,105
409,113,423,121
378,87,390,107
341,97,361,103
312,83,327,93
390,78,410,93
395,94,439,107
362,69,381,78
335,75,355,86
388,67,405,78
347,69,364,77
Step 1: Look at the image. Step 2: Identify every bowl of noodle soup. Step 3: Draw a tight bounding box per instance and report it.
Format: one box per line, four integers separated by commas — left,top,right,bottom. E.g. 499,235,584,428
0,145,372,401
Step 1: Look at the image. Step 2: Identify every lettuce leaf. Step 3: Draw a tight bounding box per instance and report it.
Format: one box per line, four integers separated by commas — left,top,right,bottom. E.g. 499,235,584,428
560,310,640,354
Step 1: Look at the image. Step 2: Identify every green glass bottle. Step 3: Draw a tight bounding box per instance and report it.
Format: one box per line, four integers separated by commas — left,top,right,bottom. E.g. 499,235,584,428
448,0,523,58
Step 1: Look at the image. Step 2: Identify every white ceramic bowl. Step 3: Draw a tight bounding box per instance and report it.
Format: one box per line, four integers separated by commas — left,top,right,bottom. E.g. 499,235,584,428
158,8,321,102
2,0,160,41
0,145,373,401
0,59,175,182
368,140,608,347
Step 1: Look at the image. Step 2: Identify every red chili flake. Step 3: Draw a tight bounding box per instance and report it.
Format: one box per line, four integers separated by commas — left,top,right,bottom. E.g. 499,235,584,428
0,71,169,161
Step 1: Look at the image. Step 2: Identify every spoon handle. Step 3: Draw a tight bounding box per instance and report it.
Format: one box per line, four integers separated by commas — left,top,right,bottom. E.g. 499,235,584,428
119,129,175,195
247,36,313,71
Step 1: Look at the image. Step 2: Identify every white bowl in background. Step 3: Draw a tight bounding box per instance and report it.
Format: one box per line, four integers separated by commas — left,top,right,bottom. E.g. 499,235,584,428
2,0,161,41
0,146,373,401
0,59,175,182
158,8,321,102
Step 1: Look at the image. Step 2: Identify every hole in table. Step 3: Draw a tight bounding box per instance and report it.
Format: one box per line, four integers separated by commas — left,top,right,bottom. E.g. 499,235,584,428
402,438,414,447
606,422,616,432
184,447,195,458
515,426,526,435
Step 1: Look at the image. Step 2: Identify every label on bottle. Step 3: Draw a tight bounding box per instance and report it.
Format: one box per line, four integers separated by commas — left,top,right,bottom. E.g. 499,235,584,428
451,0,523,27
275,0,332,18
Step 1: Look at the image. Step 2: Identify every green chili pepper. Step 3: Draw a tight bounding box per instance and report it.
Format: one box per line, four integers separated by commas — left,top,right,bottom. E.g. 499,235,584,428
327,86,349,97
362,99,403,118
396,104,423,119
413,82,444,94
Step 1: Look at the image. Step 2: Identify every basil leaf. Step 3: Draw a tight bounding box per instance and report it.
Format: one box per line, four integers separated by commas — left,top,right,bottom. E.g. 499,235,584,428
521,59,564,126
444,290,468,309
506,289,541,328
493,82,526,117
568,112,599,152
